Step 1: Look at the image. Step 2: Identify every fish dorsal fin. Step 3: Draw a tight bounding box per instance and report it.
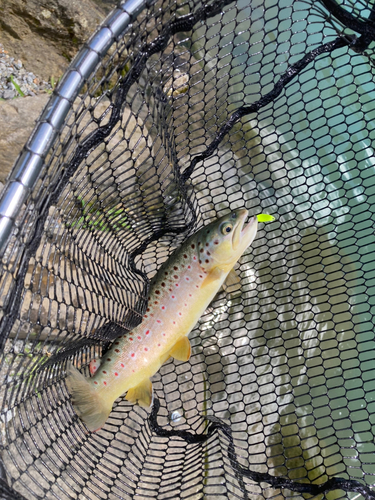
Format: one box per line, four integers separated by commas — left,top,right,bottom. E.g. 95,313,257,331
169,336,191,362
126,379,153,407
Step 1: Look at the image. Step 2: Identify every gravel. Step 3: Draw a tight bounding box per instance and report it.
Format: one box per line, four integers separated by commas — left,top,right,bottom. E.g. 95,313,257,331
0,43,53,99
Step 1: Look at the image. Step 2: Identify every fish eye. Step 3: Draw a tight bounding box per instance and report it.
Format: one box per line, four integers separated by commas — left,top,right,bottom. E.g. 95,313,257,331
221,222,233,235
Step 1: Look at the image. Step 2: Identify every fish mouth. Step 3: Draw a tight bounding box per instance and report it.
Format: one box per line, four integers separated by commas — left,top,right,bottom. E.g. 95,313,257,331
232,209,258,251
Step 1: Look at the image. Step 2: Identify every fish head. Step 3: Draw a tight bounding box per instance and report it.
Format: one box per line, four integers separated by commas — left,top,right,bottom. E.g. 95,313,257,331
198,209,258,272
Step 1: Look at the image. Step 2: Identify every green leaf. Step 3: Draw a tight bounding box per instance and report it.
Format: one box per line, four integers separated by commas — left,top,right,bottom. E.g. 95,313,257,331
10,75,25,97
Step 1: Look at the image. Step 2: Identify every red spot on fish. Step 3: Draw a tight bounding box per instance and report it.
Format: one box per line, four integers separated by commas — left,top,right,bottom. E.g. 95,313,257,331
174,266,178,270
175,283,179,287
115,372,118,376
163,333,166,336
171,295,175,299
94,381,98,385
179,312,182,316
145,330,150,335
103,371,107,374
199,275,203,278
185,277,189,281
173,321,176,325
155,290,160,295
131,353,135,357
161,306,165,310
129,337,133,341
154,301,158,305
161,282,165,287
205,259,209,263
137,336,141,340
174,275,178,279
144,348,148,352
185,303,187,307
214,240,219,245
189,293,192,297
169,288,173,292
196,285,199,288
144,315,148,318
121,363,124,368
193,256,197,260
115,349,120,353
188,265,191,269
191,244,195,249
157,319,161,324
158,343,161,347
103,381,107,385
200,248,204,253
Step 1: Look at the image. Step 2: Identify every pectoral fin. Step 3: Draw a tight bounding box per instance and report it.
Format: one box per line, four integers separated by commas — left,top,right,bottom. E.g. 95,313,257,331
126,379,153,407
169,336,191,362
202,266,226,288
222,268,241,293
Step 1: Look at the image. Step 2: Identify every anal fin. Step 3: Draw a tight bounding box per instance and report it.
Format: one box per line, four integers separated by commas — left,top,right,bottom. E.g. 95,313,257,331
126,379,153,407
169,336,191,362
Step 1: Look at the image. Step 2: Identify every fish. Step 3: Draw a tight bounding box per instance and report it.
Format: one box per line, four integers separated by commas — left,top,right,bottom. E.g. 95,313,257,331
66,208,258,432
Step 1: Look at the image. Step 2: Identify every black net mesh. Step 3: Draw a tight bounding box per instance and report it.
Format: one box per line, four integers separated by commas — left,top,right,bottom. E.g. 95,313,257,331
1,0,375,498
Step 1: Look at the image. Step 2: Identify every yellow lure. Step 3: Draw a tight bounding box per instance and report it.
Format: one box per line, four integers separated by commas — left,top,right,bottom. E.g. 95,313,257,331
257,214,275,222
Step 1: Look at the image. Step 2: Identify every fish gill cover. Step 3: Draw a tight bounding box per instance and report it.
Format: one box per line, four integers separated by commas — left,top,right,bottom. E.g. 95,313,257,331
0,0,375,499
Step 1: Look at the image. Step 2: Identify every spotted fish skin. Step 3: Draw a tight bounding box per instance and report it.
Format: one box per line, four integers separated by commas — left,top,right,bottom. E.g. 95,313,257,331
66,209,258,432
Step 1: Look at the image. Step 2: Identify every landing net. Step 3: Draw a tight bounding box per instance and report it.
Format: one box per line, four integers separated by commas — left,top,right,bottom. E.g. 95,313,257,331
0,0,374,498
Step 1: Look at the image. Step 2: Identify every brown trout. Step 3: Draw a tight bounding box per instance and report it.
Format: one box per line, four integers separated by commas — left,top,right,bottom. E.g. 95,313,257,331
66,209,258,431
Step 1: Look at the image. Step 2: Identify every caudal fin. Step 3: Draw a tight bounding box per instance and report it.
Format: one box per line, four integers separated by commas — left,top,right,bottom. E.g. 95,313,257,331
66,363,112,432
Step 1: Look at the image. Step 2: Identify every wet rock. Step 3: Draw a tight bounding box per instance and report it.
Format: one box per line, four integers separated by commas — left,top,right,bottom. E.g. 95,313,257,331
0,0,117,81
0,93,50,183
